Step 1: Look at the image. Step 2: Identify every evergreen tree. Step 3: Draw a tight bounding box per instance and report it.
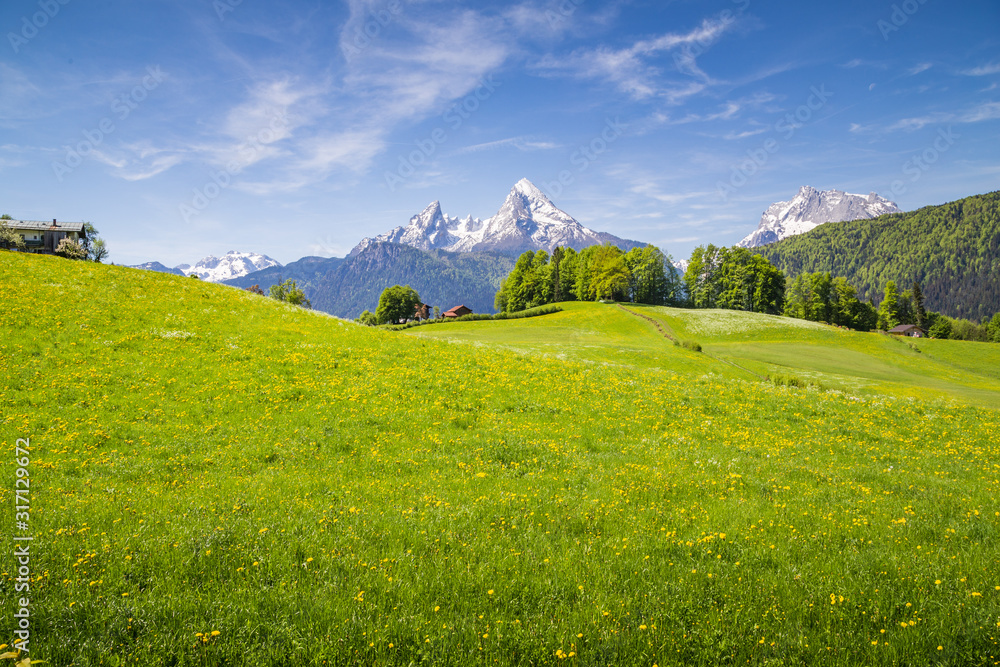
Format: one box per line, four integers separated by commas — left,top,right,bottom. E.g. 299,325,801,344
987,313,1000,343
877,281,900,330
897,289,914,326
912,282,927,328
928,316,952,339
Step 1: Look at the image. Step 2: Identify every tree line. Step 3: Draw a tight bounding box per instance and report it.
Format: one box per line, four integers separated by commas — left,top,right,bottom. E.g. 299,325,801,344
682,245,785,314
494,244,685,312
494,241,1000,343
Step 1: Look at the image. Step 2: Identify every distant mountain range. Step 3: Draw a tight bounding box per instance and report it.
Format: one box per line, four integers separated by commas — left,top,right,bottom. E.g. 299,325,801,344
130,251,280,282
754,190,1000,321
224,244,513,318
737,186,900,248
220,179,644,318
132,182,1000,324
130,261,185,277
352,179,644,256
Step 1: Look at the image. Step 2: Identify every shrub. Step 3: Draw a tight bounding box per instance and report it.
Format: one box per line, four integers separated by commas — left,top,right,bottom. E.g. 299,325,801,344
680,340,702,352
769,374,825,391
383,305,563,331
55,237,87,260
270,279,311,308
0,219,25,251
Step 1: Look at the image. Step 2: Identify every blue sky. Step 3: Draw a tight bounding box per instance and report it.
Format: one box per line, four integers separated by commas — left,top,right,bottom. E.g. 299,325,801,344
1,0,998,266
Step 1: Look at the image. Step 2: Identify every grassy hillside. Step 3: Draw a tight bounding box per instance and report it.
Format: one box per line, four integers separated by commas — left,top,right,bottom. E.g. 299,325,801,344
2,253,1000,666
754,191,1000,321
412,302,1000,410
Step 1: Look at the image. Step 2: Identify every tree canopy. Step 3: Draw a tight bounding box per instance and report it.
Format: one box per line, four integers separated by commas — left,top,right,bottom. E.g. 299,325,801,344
375,285,421,324
682,245,785,314
270,279,311,308
494,243,683,313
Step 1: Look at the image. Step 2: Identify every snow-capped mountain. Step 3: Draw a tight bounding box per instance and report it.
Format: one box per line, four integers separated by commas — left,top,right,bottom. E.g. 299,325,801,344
177,251,282,282
351,179,643,256
132,251,281,282
351,202,486,255
737,186,901,248
129,261,185,277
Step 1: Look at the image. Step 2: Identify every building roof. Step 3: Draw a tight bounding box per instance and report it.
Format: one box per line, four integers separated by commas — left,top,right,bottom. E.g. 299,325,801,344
888,324,924,333
6,219,87,233
443,305,472,316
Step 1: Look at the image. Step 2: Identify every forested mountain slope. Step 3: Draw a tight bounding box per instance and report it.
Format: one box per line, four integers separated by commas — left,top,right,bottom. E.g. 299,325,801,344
754,191,1000,321
227,243,514,318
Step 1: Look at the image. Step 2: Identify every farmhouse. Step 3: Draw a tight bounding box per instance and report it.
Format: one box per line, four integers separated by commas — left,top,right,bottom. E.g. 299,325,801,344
888,324,926,338
413,303,431,320
4,219,87,253
443,305,473,319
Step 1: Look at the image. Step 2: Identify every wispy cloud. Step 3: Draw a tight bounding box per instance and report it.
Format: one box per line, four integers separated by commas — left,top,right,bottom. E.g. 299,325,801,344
886,113,953,132
962,62,1000,76
720,127,769,140
532,16,738,100
962,101,1000,123
908,62,932,75
875,101,1000,134
112,6,523,192
454,137,559,154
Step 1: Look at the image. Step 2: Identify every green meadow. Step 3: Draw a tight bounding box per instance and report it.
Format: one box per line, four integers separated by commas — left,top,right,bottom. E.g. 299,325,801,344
2,252,999,666
412,301,1000,410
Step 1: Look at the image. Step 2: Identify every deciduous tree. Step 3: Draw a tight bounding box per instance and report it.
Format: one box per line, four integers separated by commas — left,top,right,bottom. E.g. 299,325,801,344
375,285,420,324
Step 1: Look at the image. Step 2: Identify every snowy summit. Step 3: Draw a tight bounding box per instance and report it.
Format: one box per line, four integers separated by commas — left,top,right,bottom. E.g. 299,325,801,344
737,186,901,248
352,179,643,256
174,251,282,282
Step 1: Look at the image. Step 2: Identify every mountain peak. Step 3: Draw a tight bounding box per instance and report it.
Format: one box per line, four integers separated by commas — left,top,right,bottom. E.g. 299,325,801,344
737,186,901,248
177,250,281,282
512,178,548,201
351,180,644,256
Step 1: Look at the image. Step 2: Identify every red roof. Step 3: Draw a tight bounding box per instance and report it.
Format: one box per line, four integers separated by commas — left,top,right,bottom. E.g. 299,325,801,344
443,305,472,317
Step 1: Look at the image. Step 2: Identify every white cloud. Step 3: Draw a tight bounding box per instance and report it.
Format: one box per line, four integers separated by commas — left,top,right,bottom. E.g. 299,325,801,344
886,113,953,132
962,101,1000,123
908,62,932,75
962,62,1000,76
118,154,185,182
454,137,559,154
532,16,738,100
883,101,1000,132
720,127,769,140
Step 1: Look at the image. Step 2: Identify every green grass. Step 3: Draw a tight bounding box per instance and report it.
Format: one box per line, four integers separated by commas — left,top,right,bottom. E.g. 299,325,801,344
2,253,1000,666
416,302,1000,409
648,306,1000,409
405,301,727,377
